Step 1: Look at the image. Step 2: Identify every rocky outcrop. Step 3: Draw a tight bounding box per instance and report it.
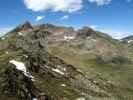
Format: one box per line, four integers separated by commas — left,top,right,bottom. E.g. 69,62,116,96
15,29,52,51
0,63,53,100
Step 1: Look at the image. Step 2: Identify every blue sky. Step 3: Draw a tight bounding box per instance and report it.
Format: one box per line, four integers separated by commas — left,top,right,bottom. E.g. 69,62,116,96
0,0,133,39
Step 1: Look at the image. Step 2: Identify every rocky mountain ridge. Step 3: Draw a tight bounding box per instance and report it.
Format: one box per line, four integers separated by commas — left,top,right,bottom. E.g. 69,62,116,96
0,22,133,100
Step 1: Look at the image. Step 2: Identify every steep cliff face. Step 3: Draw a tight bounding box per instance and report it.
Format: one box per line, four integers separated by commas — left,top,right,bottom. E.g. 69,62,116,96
0,22,133,100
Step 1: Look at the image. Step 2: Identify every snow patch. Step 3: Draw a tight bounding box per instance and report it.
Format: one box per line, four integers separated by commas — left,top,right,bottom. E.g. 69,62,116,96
107,80,111,83
64,35,75,40
9,60,34,81
76,97,86,100
93,80,97,83
87,36,91,39
52,68,64,75
61,84,66,87
18,32,24,36
9,60,27,72
32,98,38,100
57,65,66,71
87,37,97,42
5,51,9,54
63,68,66,71
1,37,5,40
57,65,61,68
54,32,63,35
128,40,133,43
91,39,97,42
81,92,86,95
24,72,35,81
23,54,28,58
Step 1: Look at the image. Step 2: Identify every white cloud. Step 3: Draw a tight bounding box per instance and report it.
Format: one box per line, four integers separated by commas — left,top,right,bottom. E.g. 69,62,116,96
88,0,112,6
61,15,69,20
90,25,98,29
24,0,83,13
35,16,45,21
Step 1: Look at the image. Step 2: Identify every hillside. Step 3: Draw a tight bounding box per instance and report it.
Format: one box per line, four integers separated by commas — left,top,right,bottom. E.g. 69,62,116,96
0,22,133,100
121,35,133,51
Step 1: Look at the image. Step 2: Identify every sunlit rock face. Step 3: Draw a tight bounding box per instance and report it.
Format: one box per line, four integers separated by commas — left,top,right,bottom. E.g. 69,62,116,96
15,29,51,51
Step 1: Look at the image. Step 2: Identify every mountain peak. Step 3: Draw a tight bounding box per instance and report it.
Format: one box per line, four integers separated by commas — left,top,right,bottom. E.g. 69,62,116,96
77,26,96,38
11,21,33,32
19,21,32,30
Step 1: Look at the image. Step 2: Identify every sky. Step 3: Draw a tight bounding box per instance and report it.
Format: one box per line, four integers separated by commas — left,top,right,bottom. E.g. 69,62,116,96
0,0,133,39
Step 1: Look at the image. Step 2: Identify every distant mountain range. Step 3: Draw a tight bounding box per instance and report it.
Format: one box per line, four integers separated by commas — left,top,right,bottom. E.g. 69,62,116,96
121,36,133,50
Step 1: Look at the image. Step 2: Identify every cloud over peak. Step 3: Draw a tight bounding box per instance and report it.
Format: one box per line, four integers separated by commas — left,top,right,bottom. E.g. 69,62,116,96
24,0,83,13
